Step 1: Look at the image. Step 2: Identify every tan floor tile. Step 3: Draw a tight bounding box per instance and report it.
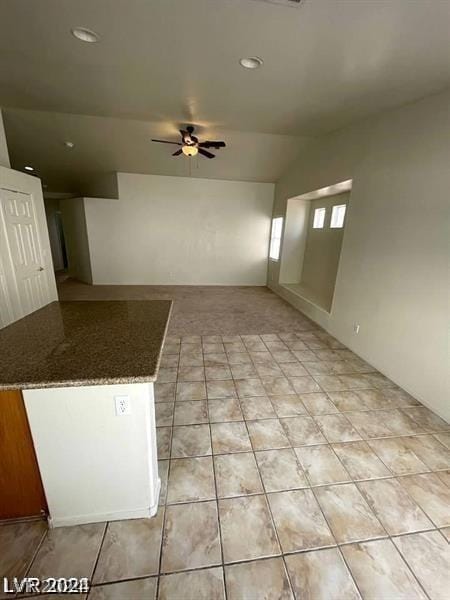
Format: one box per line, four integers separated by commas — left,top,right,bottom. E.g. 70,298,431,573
347,409,423,439
204,353,229,367
358,478,433,535
255,362,284,378
0,520,47,581
439,526,450,541
293,350,317,362
177,366,205,382
279,362,308,377
161,502,221,573
29,523,105,581
271,350,298,363
435,469,450,487
434,432,450,449
250,351,273,363
241,396,276,420
167,457,216,503
289,376,321,394
203,335,223,343
225,558,293,600
203,343,225,354
332,441,391,480
262,377,295,396
402,407,450,432
398,473,450,527
173,400,208,425
225,341,246,353
353,389,395,410
205,366,232,381
208,398,243,423
393,531,450,600
280,416,326,446
247,418,290,450
159,567,225,600
368,437,429,474
155,402,175,426
206,380,237,399
158,459,169,505
157,427,172,459
235,378,266,398
314,414,362,442
89,577,157,600
160,355,179,369
214,452,263,498
268,489,334,552
158,368,178,383
93,517,162,583
171,425,211,458
295,445,351,486
299,392,338,415
257,448,308,495
176,381,207,401
181,336,201,344
227,352,252,365
342,539,427,600
270,394,307,417
211,421,252,453
315,483,385,543
230,363,257,378
285,548,360,600
327,391,368,412
402,434,450,470
155,382,176,402
219,495,280,563
380,388,420,407
179,351,203,368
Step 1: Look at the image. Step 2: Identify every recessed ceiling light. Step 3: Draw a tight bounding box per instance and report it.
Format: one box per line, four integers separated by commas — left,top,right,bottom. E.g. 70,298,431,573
64,141,75,148
239,56,263,69
71,27,100,43
24,165,34,171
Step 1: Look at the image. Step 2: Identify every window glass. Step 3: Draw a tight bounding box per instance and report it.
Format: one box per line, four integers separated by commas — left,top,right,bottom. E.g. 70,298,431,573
313,207,326,229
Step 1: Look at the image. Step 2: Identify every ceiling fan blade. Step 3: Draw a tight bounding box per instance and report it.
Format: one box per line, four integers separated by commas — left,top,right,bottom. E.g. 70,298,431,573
198,148,215,159
199,141,226,148
172,149,183,156
151,139,181,145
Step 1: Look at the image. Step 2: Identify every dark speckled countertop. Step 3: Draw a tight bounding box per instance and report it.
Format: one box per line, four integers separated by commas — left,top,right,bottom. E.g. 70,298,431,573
0,300,172,390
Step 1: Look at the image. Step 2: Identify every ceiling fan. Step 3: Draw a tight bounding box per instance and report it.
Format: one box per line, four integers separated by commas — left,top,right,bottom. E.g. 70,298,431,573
151,126,226,159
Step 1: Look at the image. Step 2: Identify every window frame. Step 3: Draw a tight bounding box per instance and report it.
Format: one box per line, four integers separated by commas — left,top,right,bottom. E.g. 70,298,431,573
330,204,347,229
269,216,283,261
312,207,326,229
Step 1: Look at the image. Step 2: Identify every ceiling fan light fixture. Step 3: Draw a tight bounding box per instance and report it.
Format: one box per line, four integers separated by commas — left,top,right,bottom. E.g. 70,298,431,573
182,145,198,157
71,27,100,43
239,56,263,69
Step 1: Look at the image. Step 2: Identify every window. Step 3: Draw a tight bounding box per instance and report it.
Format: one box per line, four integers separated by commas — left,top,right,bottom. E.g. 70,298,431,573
330,204,346,228
269,217,283,260
313,207,326,229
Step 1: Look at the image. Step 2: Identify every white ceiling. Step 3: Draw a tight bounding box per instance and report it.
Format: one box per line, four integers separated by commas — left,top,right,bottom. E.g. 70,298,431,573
1,0,449,192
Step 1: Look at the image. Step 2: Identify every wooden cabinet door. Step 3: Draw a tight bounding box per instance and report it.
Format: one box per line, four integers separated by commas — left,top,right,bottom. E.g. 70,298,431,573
0,390,47,519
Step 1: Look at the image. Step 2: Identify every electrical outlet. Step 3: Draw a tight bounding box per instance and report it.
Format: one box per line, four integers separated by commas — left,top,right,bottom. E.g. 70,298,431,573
115,395,131,416
353,323,360,334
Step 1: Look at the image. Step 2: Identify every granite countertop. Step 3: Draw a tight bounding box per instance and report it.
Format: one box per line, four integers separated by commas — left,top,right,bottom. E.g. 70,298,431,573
0,300,172,390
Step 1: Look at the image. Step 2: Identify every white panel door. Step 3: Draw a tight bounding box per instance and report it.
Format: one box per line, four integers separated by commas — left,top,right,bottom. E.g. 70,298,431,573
0,189,50,317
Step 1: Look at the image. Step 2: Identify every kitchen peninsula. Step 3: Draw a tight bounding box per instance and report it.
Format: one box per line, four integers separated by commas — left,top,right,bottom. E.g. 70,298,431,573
0,300,171,527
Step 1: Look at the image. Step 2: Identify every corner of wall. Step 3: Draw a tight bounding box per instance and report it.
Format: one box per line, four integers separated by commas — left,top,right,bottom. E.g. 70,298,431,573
0,109,11,168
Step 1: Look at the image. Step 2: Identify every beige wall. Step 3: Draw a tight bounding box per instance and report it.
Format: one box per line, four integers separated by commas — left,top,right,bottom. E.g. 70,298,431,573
300,192,349,309
269,90,450,421
0,109,10,168
60,198,92,284
83,173,274,285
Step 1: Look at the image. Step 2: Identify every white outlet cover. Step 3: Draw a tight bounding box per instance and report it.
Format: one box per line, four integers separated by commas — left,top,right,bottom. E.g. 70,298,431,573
115,395,131,416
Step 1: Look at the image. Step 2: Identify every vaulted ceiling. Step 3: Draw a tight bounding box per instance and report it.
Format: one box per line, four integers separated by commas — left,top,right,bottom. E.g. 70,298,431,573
1,0,449,193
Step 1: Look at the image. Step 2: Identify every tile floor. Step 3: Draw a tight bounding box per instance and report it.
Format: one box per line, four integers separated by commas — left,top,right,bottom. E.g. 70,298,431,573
2,284,449,599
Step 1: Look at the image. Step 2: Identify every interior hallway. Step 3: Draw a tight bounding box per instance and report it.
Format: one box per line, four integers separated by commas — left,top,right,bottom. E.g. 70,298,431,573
1,282,449,599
